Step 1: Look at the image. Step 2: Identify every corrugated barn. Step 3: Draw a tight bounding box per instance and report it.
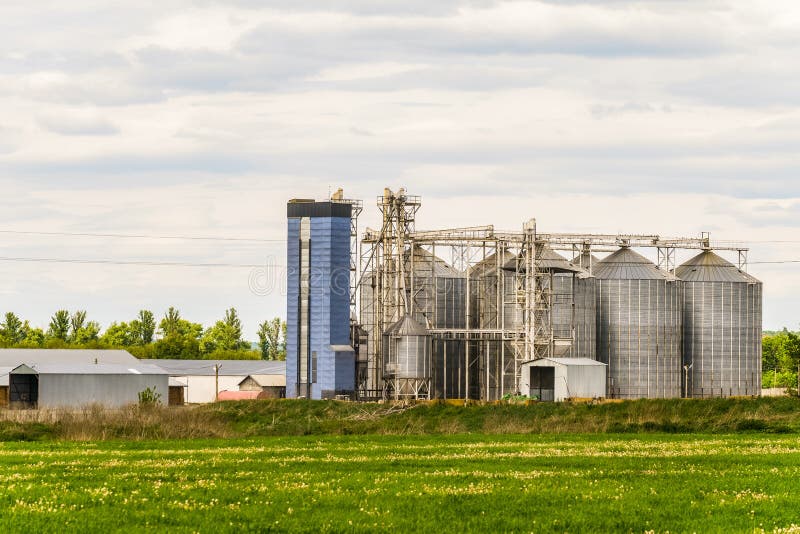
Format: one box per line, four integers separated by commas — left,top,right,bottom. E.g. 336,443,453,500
0,349,169,409
3,361,168,409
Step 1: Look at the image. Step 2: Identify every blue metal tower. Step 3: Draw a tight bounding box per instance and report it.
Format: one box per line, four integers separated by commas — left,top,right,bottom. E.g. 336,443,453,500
286,200,355,399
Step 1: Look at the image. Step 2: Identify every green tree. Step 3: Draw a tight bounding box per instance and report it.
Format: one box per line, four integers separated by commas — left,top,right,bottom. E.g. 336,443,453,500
47,310,71,341
152,335,200,359
73,321,101,345
0,312,25,345
160,307,182,337
70,310,87,340
18,323,45,348
137,310,156,344
258,318,286,360
199,308,251,355
224,308,244,346
101,322,135,347
154,307,203,359
762,329,800,389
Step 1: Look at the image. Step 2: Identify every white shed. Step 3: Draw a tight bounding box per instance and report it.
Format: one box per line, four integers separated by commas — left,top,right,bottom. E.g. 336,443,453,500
519,358,607,402
152,360,285,404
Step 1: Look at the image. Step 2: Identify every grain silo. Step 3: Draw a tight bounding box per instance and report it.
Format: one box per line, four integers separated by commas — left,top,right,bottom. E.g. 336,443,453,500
469,250,521,399
513,247,597,360
406,246,465,330
545,249,597,360
675,250,762,397
382,315,432,399
595,247,683,399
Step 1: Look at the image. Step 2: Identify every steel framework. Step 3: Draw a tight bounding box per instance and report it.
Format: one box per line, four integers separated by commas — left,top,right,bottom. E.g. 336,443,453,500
356,189,750,401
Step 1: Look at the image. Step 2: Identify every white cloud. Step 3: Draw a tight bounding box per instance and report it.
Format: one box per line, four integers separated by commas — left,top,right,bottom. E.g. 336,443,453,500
37,112,119,136
0,0,798,332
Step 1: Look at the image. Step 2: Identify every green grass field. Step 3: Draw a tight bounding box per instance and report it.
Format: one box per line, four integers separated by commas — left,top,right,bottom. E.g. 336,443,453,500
1,434,800,533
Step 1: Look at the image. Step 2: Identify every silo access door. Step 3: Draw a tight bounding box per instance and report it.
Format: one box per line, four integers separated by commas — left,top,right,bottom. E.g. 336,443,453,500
530,367,555,402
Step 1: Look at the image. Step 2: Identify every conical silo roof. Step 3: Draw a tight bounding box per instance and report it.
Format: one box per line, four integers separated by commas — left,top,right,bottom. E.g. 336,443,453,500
593,247,677,280
675,250,760,283
468,249,512,277
502,246,582,273
384,314,429,336
571,251,602,271
405,246,461,277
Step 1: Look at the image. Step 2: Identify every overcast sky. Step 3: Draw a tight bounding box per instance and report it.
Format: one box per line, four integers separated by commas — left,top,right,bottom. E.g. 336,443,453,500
1,0,799,336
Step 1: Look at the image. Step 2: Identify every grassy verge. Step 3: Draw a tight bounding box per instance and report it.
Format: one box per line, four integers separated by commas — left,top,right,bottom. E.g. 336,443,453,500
1,434,799,532
1,397,800,442
210,397,800,436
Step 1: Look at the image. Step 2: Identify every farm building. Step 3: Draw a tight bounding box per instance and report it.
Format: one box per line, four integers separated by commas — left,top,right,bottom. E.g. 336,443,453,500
238,374,285,398
519,358,607,402
152,360,285,403
0,361,168,409
292,188,762,401
0,348,141,367
0,349,170,408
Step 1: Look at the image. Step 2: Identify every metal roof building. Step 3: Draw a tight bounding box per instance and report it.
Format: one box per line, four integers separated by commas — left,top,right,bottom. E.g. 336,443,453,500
519,358,607,402
1,361,168,409
153,360,285,404
0,349,139,367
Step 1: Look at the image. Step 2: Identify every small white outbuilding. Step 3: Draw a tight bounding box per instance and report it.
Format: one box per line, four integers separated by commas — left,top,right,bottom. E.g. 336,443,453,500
152,360,285,404
519,358,607,402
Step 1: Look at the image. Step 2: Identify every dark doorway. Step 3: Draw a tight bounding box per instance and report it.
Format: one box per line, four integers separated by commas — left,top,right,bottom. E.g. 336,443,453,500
10,374,38,409
530,367,555,402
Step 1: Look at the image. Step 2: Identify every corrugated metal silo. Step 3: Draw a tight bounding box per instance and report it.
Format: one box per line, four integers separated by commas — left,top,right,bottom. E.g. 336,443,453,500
407,246,466,329
555,270,597,359
405,246,468,398
595,247,683,399
541,248,597,359
382,315,432,399
468,250,521,399
675,251,762,397
511,247,597,360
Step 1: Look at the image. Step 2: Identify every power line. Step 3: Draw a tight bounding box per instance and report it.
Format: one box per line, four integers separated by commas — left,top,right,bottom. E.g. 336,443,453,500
4,228,800,247
715,240,800,245
0,256,286,269
0,229,284,243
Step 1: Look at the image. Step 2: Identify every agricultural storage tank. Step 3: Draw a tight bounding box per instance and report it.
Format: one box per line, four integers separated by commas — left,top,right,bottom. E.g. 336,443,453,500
555,269,597,359
675,251,762,397
507,247,597,359
468,250,522,399
542,248,597,359
594,247,683,399
407,246,465,329
470,250,522,331
382,315,432,399
572,251,602,274
359,246,467,399
405,246,468,398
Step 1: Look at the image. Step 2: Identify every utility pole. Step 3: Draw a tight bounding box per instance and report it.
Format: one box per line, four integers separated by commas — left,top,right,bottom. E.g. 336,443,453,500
214,364,220,402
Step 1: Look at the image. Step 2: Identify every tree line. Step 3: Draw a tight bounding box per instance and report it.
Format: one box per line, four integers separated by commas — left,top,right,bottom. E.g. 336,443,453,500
0,308,286,361
762,329,800,389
